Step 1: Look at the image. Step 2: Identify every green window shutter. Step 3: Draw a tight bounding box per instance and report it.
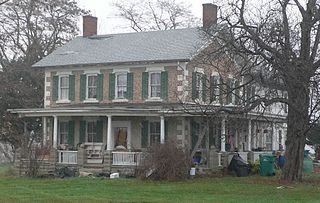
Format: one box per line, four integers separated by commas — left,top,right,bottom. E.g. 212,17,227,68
235,80,240,105
141,121,149,148
97,74,104,100
96,120,103,142
68,121,75,146
161,71,168,99
69,75,75,101
192,72,196,100
219,77,223,104
109,73,115,100
202,74,207,102
127,72,133,100
142,72,149,99
52,75,59,101
80,74,86,101
80,121,86,144
226,78,232,104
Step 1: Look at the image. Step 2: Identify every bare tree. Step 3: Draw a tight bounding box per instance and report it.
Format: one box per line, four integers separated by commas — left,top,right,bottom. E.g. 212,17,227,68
0,0,87,152
114,0,199,32
195,0,320,181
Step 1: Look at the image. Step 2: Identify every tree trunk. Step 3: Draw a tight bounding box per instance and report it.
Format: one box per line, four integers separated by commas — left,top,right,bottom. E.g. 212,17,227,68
282,83,309,181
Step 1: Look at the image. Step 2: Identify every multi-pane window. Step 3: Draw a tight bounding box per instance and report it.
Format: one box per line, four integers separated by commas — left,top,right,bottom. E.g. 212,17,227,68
116,73,127,99
149,121,160,145
150,72,161,98
60,76,69,100
87,75,97,99
211,75,220,102
59,122,68,144
87,121,97,142
195,73,203,100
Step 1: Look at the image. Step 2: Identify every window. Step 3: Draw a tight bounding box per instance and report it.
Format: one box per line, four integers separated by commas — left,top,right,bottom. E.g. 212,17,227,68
195,73,203,100
87,121,97,142
59,121,68,144
87,75,97,99
59,76,69,100
149,72,161,98
149,121,160,145
116,73,127,99
211,75,220,103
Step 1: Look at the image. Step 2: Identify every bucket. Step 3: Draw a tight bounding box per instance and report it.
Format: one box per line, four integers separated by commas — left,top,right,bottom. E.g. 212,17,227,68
190,167,196,176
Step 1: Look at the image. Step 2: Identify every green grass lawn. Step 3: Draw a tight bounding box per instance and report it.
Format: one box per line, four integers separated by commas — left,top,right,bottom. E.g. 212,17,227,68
1,165,320,203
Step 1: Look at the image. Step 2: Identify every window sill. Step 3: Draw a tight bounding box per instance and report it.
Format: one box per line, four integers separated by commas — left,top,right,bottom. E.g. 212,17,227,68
83,99,99,103
145,98,163,102
56,100,71,104
112,99,129,103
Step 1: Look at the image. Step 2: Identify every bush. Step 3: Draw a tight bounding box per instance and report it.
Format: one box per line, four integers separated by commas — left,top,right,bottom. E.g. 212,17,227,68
249,159,260,174
136,141,191,181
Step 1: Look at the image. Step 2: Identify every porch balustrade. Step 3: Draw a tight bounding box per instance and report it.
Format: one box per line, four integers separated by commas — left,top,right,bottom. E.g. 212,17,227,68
58,150,78,164
112,151,142,166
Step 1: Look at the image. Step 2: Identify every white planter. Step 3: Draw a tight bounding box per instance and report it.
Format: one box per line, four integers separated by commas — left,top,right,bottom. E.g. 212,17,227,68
190,167,196,176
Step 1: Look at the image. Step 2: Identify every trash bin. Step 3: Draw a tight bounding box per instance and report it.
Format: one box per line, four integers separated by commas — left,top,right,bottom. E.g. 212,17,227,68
259,154,275,176
303,150,313,173
228,154,250,177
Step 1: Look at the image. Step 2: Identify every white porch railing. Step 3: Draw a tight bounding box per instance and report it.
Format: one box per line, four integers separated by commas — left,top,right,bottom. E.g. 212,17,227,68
112,151,141,166
58,150,77,164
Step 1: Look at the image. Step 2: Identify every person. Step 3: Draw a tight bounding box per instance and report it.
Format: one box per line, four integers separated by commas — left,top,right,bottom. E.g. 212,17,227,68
276,151,285,169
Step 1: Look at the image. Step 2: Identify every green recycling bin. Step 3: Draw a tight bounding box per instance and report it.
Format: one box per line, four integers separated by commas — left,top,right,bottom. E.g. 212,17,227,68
259,154,275,176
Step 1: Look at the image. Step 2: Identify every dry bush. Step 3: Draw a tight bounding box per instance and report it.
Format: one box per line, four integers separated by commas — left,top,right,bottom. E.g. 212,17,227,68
136,141,191,181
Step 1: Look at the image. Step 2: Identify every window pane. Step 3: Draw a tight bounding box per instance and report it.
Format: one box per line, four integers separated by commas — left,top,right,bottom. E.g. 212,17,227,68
60,76,69,87
88,87,97,98
116,74,127,98
150,122,160,145
150,73,161,85
61,88,69,100
87,121,97,142
88,76,97,86
117,74,127,86
60,76,69,100
59,122,68,144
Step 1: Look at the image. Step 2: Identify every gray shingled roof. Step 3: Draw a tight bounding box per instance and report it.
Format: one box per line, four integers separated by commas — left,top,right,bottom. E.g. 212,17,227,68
33,28,207,68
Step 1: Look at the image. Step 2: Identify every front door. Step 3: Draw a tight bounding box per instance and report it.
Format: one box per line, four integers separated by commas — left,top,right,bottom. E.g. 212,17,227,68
112,121,131,149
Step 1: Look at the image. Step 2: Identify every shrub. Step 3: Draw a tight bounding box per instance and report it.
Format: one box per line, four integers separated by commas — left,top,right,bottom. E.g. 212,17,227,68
136,141,191,181
249,159,260,174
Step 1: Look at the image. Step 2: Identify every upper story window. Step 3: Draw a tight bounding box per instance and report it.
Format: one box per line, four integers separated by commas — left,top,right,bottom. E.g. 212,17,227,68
150,72,161,98
52,73,75,103
87,75,97,99
116,73,127,99
192,72,206,102
142,70,168,100
59,76,69,100
80,72,103,102
210,75,220,103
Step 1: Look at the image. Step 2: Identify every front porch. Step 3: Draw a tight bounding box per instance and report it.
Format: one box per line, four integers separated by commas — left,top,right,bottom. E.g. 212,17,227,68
11,106,287,176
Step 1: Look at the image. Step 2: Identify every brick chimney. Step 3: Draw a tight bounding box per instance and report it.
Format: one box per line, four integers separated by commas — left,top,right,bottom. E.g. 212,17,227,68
83,16,97,37
203,3,217,29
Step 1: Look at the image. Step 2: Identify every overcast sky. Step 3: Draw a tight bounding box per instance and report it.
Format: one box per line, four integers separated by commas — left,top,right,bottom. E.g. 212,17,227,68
75,0,213,34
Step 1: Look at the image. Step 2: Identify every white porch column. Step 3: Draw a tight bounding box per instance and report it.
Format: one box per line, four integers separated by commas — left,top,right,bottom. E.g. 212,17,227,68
221,117,226,152
247,119,252,151
43,117,47,146
160,116,165,144
272,122,277,150
107,115,113,151
252,122,257,149
53,115,58,149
